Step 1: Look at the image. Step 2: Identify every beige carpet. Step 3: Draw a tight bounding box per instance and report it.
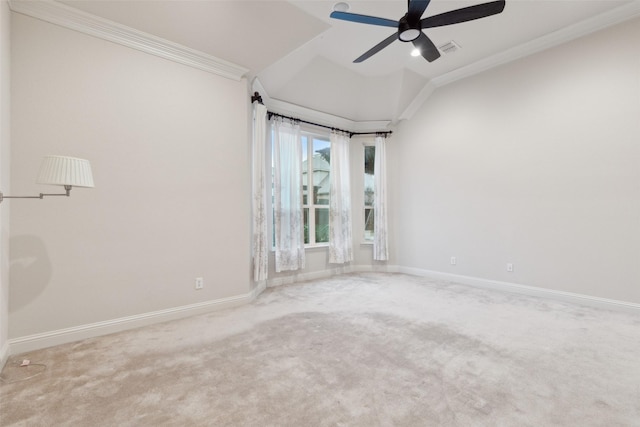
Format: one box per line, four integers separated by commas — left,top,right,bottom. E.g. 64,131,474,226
1,273,639,426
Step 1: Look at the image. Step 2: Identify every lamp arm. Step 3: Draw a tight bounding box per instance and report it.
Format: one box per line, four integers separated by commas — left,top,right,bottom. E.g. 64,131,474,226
0,185,72,203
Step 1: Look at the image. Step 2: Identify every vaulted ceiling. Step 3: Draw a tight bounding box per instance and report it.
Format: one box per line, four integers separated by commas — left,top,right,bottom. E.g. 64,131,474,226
45,0,640,123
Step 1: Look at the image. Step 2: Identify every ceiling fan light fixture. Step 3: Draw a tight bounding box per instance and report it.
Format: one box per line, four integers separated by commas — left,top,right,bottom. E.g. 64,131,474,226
399,28,420,42
398,16,421,42
411,48,421,57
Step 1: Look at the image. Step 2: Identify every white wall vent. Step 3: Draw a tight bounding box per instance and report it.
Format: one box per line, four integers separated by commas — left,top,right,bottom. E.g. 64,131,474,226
438,41,461,54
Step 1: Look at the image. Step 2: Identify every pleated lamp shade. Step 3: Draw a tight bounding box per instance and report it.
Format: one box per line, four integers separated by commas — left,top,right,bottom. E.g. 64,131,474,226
36,155,95,188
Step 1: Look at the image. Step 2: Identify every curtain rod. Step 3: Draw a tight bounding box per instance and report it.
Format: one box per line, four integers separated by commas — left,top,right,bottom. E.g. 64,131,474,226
251,92,391,138
266,111,391,138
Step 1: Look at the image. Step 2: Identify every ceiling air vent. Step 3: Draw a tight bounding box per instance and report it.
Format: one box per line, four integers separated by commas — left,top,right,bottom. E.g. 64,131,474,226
438,41,461,54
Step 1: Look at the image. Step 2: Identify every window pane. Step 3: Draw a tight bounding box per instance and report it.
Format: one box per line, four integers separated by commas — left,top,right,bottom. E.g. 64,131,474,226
364,146,375,207
315,208,329,243
364,208,374,241
302,136,308,205
272,212,276,248
271,143,275,248
313,138,330,206
304,208,309,244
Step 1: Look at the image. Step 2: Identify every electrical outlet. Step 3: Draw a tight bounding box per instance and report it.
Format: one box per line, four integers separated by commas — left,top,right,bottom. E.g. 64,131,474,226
195,277,204,290
507,263,514,272
450,257,457,265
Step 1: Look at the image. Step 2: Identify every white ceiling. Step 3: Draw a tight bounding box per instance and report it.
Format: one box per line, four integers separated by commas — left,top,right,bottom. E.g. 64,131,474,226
57,0,638,123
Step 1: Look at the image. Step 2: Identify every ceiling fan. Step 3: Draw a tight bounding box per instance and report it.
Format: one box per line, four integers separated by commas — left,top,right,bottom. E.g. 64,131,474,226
330,0,506,63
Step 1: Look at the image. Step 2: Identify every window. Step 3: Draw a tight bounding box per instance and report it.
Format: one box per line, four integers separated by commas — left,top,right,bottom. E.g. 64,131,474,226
364,145,375,241
270,129,331,248
302,135,330,245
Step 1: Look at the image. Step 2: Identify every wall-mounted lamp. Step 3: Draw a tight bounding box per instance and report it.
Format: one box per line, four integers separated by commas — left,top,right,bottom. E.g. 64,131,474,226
0,155,94,204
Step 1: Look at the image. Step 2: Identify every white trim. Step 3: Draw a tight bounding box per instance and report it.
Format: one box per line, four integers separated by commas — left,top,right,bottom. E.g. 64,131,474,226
7,292,253,355
268,267,350,287
267,263,396,287
252,281,267,299
352,264,399,274
10,0,639,116
252,78,391,134
397,266,640,315
271,264,640,314
397,81,437,122
268,96,391,134
8,0,248,81
6,266,639,356
399,0,640,121
432,0,640,89
0,340,8,370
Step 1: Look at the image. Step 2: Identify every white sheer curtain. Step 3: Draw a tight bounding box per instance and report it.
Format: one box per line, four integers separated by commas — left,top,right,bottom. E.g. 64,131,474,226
272,118,305,272
374,135,389,261
251,102,268,282
328,131,353,264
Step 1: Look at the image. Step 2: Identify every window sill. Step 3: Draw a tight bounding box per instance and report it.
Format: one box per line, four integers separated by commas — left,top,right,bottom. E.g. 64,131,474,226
305,243,329,250
361,241,374,246
270,243,329,252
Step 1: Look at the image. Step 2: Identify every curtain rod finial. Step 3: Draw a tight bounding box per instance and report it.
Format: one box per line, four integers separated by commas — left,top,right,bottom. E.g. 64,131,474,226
251,92,263,104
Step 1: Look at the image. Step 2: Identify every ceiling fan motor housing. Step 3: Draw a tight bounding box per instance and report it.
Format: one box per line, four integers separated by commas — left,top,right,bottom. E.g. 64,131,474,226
398,14,421,42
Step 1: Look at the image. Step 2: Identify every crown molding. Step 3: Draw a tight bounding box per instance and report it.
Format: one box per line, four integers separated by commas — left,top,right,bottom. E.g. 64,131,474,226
397,81,437,123
432,0,640,88
8,0,248,81
252,78,391,134
400,0,640,121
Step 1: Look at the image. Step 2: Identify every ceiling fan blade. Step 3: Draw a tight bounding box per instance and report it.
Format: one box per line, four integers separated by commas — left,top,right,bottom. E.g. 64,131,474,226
421,0,505,29
407,0,431,21
412,32,440,62
354,33,398,63
330,11,398,28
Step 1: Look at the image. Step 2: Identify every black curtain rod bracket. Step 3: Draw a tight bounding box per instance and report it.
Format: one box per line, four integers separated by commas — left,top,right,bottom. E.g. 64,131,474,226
251,91,263,104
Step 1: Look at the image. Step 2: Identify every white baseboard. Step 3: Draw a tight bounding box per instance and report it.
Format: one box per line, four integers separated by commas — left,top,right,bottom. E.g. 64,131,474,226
351,264,400,274
267,266,351,287
0,340,8,370
8,266,639,357
397,266,640,314
8,291,253,356
252,280,267,298
267,263,398,287
7,265,392,356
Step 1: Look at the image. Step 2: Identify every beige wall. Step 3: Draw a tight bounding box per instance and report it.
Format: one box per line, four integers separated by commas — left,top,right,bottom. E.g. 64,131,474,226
7,4,638,352
9,13,251,338
0,0,10,363
391,17,640,303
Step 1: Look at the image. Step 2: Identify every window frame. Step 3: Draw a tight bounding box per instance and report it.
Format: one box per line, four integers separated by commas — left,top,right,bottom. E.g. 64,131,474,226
302,130,331,248
363,143,375,243
268,126,331,250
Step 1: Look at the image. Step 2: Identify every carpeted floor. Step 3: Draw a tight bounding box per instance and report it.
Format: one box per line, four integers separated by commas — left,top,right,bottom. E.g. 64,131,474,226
1,273,639,426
